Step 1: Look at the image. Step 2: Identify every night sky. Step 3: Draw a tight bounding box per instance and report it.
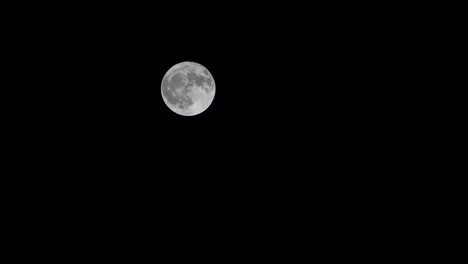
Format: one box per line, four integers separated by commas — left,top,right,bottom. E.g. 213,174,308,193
23,3,432,261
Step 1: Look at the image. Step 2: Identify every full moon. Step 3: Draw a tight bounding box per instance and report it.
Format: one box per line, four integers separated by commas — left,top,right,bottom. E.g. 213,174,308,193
161,62,215,116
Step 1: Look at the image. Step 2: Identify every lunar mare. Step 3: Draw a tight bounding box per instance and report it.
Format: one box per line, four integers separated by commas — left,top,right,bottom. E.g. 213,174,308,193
161,62,215,116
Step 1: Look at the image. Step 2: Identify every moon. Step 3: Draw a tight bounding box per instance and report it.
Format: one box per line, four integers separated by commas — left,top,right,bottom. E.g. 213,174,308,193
161,62,216,116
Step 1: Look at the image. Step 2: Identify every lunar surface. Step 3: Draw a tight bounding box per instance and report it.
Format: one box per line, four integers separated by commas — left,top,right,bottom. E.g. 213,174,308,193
161,62,215,116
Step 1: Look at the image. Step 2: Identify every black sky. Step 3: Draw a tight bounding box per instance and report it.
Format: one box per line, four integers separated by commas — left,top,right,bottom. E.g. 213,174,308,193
18,3,432,260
